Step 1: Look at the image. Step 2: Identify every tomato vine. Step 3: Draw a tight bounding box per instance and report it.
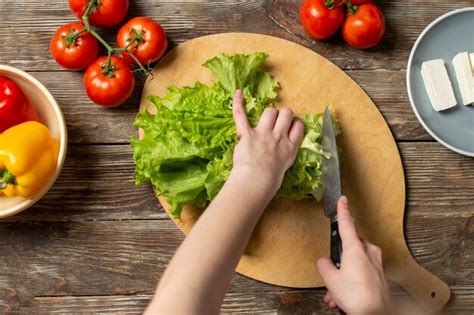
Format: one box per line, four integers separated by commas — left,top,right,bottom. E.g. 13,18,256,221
63,0,150,76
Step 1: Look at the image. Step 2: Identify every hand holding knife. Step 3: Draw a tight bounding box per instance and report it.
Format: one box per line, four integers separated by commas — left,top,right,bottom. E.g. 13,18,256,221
317,108,394,313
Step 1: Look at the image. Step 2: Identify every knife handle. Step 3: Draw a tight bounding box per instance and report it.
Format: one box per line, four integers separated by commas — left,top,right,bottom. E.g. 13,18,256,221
330,220,342,269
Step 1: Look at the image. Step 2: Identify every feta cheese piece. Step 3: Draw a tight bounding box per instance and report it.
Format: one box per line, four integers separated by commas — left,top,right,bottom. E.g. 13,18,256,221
452,52,474,106
421,59,457,111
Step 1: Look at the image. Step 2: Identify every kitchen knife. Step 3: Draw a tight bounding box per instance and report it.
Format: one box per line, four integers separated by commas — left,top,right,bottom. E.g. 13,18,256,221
321,107,342,269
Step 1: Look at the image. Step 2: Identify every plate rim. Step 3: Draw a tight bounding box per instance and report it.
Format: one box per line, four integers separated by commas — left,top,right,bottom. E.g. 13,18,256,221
406,7,474,157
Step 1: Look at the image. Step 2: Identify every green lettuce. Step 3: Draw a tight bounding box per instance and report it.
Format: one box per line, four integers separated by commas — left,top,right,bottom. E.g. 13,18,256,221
132,52,340,218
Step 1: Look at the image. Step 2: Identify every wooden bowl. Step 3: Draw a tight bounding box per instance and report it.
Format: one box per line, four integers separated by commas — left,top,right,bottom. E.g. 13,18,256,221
0,65,67,218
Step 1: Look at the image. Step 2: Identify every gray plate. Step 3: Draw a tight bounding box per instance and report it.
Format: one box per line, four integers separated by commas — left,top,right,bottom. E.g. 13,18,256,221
407,8,474,157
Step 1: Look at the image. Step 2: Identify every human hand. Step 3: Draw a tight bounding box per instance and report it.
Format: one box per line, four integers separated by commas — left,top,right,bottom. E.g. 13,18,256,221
231,90,304,194
316,196,393,315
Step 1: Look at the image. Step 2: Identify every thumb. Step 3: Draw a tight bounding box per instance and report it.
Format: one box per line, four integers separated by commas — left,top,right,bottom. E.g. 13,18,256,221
316,256,338,285
337,196,359,247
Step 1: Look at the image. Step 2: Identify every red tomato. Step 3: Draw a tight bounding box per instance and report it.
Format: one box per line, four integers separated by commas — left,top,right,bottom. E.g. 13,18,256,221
0,76,39,133
342,4,385,49
50,22,99,70
300,0,345,40
117,17,168,65
69,0,129,28
83,56,135,107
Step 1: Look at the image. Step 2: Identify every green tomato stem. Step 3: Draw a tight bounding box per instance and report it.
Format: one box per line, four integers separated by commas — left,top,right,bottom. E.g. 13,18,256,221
101,50,115,78
61,26,88,47
127,28,145,49
345,0,358,14
123,50,150,75
325,0,335,8
83,0,99,17
88,28,150,76
88,28,114,51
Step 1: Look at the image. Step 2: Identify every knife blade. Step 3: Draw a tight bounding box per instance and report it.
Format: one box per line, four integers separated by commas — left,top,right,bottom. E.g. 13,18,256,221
321,107,342,268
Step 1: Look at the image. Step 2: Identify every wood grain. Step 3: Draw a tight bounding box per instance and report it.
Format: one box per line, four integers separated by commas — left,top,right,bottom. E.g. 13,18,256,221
0,0,473,313
26,286,474,315
5,144,167,222
0,216,471,313
0,1,471,71
18,70,431,144
23,286,474,314
2,143,470,222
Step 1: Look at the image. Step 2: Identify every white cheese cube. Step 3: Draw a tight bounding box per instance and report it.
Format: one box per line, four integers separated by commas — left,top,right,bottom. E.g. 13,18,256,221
421,59,457,111
452,52,474,106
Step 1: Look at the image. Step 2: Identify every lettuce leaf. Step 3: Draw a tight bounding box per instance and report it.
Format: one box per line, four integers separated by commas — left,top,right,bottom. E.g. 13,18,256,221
132,53,340,218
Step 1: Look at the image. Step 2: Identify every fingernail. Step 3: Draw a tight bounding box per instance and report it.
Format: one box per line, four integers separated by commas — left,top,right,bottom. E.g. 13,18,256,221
235,89,242,97
340,196,348,205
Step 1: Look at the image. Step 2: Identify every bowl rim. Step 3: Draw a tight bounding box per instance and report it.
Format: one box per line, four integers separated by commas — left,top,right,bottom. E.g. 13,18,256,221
406,7,474,157
0,65,68,218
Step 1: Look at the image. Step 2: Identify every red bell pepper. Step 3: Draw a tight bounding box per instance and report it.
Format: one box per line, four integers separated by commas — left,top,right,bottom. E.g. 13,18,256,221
0,76,39,133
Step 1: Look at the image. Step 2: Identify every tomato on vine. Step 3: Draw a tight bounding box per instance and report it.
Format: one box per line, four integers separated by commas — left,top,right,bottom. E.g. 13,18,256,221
83,56,135,107
342,3,385,49
50,22,99,70
52,0,163,107
69,0,129,28
300,0,345,40
117,17,168,65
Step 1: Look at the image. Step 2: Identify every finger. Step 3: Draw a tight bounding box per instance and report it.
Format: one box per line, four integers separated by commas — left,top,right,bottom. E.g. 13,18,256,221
257,107,278,130
328,300,337,309
232,90,250,137
288,118,304,145
323,291,332,304
316,256,338,285
273,107,294,134
364,240,383,265
337,196,360,247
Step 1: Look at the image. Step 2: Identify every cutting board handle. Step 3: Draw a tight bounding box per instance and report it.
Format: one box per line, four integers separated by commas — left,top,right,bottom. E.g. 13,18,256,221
391,254,451,312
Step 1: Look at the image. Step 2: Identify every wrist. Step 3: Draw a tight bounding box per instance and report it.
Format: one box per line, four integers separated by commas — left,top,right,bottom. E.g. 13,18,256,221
228,165,281,199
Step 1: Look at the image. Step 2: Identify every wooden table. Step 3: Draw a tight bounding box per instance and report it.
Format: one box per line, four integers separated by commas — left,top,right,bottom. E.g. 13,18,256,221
1,1,473,313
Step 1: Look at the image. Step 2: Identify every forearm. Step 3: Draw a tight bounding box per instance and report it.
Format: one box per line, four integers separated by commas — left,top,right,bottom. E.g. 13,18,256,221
147,168,277,314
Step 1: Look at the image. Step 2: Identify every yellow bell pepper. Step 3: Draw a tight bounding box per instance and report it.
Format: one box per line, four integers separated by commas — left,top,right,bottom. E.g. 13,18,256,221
0,121,59,198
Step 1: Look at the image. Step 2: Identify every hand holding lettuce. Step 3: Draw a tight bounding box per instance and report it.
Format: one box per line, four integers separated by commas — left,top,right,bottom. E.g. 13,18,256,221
132,53,340,218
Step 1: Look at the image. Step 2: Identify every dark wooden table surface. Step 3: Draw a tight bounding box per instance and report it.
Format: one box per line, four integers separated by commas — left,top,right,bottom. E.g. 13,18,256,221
1,0,473,313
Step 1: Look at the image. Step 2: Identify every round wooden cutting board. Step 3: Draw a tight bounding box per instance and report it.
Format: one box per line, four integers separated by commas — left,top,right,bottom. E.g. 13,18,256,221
138,33,450,312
